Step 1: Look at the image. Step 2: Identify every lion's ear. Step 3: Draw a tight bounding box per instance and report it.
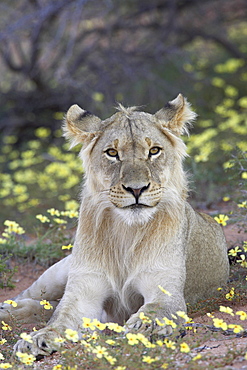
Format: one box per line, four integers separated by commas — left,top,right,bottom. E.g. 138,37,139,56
63,104,102,148
155,94,197,135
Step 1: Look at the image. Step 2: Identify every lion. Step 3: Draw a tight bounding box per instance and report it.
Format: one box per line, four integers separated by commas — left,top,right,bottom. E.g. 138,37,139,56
1,94,229,357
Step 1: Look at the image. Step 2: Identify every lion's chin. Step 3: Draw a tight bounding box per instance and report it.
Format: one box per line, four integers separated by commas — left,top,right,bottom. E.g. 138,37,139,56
114,205,157,226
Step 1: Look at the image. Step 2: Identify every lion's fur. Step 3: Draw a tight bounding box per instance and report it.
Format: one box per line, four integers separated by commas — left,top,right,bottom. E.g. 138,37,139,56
1,94,229,356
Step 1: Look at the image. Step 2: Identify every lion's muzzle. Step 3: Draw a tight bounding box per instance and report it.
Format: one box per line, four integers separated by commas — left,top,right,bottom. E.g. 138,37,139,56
122,183,150,204
109,182,162,208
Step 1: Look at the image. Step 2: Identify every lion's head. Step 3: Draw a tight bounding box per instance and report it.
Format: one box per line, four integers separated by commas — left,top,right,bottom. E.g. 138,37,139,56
64,94,196,225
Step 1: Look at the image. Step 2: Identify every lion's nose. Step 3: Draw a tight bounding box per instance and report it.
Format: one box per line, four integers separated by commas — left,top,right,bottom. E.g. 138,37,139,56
122,184,150,203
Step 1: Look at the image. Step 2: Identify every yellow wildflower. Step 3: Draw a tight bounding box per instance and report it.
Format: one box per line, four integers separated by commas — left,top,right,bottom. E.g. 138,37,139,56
180,342,190,353
163,317,177,328
53,366,62,370
1,321,12,331
126,333,139,345
81,340,92,350
236,311,247,320
47,208,60,216
64,328,79,342
54,337,66,343
0,364,12,369
35,127,51,138
192,354,202,361
106,322,125,332
185,317,196,331
164,339,176,350
105,355,117,365
161,364,168,369
176,310,190,322
4,300,17,307
61,244,73,250
243,242,247,252
213,318,228,330
155,318,165,326
142,355,159,364
114,367,126,370
16,352,35,365
53,218,67,225
139,311,152,323
158,285,172,296
228,324,243,333
91,319,106,331
214,214,229,226
238,201,247,208
237,254,247,268
219,306,234,316
206,313,214,318
92,345,108,358
225,287,235,301
87,331,98,342
67,210,79,218
105,339,116,345
136,334,155,348
228,246,241,256
40,300,53,310
136,333,154,347
20,333,33,343
82,317,95,330
3,220,25,235
36,214,50,223
0,339,7,345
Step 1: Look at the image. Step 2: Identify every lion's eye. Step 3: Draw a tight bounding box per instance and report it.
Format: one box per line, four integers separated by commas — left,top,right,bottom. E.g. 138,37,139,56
105,148,119,158
149,147,161,156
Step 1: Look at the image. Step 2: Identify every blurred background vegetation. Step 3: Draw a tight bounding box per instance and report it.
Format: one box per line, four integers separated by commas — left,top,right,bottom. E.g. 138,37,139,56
0,0,247,227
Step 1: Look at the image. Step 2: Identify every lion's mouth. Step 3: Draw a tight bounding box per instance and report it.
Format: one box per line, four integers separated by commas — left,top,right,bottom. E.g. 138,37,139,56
124,204,152,209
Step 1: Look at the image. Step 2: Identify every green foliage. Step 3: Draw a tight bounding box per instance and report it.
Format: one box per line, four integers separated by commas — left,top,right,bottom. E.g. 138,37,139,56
0,254,17,289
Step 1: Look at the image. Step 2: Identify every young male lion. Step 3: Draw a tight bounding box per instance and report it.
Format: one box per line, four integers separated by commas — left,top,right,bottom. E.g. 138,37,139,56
1,94,229,357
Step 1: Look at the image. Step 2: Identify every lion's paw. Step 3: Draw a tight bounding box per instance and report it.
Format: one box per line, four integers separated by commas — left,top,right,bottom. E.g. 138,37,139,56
125,313,173,336
14,327,62,358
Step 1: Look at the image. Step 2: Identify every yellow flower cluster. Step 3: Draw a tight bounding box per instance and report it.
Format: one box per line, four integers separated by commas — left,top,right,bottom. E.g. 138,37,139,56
82,317,125,333
16,352,36,365
2,220,25,239
0,133,82,214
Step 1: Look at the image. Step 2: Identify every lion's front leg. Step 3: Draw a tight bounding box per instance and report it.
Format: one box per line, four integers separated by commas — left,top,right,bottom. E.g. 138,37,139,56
14,269,111,357
126,268,187,335
0,255,71,324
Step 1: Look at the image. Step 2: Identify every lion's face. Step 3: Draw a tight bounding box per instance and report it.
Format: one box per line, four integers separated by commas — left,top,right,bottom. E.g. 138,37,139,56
89,112,176,224
64,94,196,225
